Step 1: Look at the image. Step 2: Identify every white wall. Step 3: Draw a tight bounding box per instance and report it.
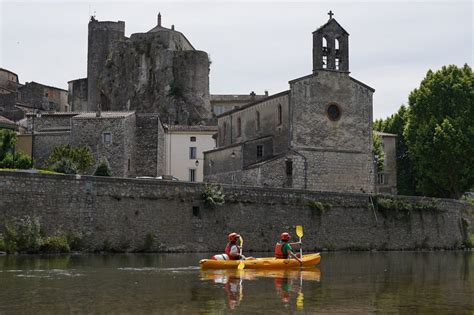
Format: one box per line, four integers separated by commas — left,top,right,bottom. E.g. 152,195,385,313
165,131,216,182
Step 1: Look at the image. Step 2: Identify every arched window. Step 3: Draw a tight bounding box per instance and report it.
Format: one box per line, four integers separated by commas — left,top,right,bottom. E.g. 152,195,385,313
256,111,261,131
237,117,241,137
322,36,328,48
335,38,340,50
277,104,282,125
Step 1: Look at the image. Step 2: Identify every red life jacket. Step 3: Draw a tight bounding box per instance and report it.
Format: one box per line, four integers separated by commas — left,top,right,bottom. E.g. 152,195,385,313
225,242,240,260
275,242,288,259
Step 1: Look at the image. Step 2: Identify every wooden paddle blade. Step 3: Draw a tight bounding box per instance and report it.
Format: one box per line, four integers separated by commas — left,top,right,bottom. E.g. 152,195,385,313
237,261,245,270
296,225,304,238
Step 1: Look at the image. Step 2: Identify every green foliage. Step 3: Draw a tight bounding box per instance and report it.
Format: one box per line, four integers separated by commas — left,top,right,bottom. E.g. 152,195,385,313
15,216,42,253
307,200,331,214
202,183,225,207
167,80,185,99
0,234,5,251
51,158,78,175
372,133,385,173
94,157,112,176
374,105,417,195
40,236,71,253
45,145,94,174
67,232,86,251
14,152,32,169
404,64,473,199
0,130,33,169
0,152,15,168
0,129,16,160
141,232,156,252
373,196,440,220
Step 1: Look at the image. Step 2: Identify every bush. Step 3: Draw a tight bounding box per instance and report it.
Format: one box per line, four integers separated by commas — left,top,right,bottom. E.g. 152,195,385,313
94,158,112,176
67,232,86,251
3,224,18,253
307,200,331,214
40,236,70,253
0,152,15,168
14,152,33,169
51,158,78,175
202,183,225,207
45,145,94,174
15,216,42,253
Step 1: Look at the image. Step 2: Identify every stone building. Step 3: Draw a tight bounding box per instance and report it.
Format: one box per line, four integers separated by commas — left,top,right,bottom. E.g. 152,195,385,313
211,92,268,116
204,15,377,194
18,82,69,112
70,14,212,126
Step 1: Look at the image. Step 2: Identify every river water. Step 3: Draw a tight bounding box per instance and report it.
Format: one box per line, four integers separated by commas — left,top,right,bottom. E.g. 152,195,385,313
0,251,472,314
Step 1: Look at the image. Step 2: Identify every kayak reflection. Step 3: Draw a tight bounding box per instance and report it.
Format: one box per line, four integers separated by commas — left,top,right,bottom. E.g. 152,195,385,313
200,268,320,310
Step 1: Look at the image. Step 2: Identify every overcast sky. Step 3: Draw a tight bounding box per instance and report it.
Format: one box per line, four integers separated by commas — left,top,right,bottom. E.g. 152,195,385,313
1,0,472,119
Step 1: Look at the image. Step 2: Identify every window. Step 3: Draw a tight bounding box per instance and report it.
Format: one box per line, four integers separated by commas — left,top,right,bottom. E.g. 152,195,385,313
285,159,293,176
128,159,131,171
189,147,197,159
335,38,340,50
189,168,196,182
377,173,385,185
103,132,112,145
327,104,341,121
257,145,263,158
256,111,261,131
277,104,282,125
322,36,328,48
237,117,241,137
190,136,196,142
335,58,340,70
322,56,328,69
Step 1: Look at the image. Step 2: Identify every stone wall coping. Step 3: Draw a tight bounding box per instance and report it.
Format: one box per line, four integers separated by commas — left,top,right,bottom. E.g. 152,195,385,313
1,170,469,206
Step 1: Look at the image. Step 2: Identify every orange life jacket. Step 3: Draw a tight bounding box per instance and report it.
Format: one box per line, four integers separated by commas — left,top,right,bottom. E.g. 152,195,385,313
275,241,288,259
225,242,240,260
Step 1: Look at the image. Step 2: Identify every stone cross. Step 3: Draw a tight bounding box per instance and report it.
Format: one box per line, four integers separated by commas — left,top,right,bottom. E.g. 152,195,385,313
328,10,334,19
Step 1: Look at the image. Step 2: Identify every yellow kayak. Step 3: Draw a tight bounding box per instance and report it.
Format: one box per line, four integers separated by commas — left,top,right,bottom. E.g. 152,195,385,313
199,253,321,270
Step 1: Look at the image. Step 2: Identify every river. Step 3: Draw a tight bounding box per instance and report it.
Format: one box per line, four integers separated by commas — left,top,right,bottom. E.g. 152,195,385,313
1,251,472,313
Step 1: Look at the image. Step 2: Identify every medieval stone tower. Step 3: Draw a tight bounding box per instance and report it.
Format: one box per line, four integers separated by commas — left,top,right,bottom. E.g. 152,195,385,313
83,14,212,125
87,18,125,111
312,11,349,72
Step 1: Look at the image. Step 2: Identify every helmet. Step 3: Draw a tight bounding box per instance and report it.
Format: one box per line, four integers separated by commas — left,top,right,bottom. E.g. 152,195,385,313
228,232,239,242
280,232,290,241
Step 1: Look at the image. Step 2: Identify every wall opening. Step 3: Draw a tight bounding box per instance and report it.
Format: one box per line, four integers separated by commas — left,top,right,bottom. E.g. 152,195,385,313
237,117,241,137
192,206,200,217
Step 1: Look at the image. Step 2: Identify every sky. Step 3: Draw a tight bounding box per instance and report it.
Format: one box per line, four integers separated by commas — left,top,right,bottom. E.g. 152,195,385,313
0,0,472,119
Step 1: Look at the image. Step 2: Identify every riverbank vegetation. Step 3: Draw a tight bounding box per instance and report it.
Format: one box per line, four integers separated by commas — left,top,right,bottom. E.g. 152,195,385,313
374,64,473,199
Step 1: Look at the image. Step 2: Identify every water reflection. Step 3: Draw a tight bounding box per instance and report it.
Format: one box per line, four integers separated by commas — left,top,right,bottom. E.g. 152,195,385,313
201,268,321,310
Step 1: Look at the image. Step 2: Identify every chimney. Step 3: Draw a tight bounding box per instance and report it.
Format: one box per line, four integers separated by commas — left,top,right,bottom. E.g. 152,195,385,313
157,12,162,26
171,25,175,30
264,90,269,96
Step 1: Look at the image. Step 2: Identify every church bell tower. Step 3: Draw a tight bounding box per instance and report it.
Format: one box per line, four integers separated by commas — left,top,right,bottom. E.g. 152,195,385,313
312,11,349,72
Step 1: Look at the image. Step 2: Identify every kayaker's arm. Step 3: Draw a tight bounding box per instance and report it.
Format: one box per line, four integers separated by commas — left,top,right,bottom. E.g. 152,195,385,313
288,249,303,264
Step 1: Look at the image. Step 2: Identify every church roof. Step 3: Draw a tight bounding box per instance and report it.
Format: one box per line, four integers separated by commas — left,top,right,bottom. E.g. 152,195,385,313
0,115,17,129
313,18,349,35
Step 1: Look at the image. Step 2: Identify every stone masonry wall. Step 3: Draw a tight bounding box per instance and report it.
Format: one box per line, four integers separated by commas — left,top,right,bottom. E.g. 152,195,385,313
1,172,472,252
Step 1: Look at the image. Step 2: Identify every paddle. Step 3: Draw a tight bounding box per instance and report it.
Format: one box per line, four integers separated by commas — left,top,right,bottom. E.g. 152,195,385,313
237,235,245,270
296,225,303,261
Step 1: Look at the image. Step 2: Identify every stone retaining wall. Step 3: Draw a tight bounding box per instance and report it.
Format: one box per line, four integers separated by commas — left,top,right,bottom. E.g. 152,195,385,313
0,171,472,252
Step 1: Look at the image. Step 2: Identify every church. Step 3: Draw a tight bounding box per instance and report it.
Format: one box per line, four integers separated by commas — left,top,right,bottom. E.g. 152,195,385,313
204,12,377,194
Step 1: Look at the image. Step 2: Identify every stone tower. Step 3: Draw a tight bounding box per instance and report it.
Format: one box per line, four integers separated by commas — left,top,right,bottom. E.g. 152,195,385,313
312,11,349,72
87,17,125,111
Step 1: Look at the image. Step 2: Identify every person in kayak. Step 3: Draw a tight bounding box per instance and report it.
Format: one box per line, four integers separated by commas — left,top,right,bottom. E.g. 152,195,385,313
212,232,253,260
275,232,302,264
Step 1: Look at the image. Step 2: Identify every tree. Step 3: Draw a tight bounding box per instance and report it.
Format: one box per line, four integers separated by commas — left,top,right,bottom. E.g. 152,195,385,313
374,105,417,195
94,157,112,176
404,64,473,198
372,133,385,173
45,145,94,174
